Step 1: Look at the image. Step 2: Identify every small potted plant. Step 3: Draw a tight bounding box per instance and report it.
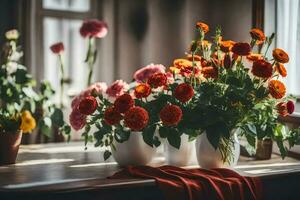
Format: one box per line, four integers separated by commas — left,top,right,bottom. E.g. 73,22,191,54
0,30,71,165
0,30,37,165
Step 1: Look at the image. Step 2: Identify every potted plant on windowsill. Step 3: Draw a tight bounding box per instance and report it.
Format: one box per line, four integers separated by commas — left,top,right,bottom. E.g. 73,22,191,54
182,22,299,168
0,30,37,165
0,30,71,165
69,66,200,166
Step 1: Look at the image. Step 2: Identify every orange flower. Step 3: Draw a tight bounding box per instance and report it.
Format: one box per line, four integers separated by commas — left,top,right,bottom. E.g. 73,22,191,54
173,59,192,68
231,42,251,56
246,53,263,62
220,40,235,52
275,63,287,77
202,66,218,79
268,80,286,99
196,22,209,33
250,28,266,44
134,83,151,99
272,48,289,63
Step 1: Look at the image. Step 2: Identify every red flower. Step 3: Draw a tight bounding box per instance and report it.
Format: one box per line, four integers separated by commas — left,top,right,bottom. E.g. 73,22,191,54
113,94,134,113
124,107,149,131
160,105,182,126
277,102,288,117
80,19,108,38
78,96,97,115
134,83,151,99
231,42,251,56
147,73,167,88
174,83,194,103
202,66,218,79
50,42,64,54
251,60,273,78
223,54,232,69
69,109,87,130
287,100,295,114
104,106,122,125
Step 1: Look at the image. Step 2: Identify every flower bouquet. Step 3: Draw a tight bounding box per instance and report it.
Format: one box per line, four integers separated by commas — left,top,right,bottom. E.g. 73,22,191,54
69,60,202,165
69,21,300,168
182,23,299,168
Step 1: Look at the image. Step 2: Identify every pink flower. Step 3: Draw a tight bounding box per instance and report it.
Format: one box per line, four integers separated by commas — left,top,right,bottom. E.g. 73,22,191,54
71,82,107,109
166,72,175,84
69,109,87,131
80,19,108,38
106,80,129,99
50,42,64,54
133,64,166,82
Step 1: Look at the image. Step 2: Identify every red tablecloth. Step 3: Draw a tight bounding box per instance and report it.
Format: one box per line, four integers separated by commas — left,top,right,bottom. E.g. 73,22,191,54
110,165,262,200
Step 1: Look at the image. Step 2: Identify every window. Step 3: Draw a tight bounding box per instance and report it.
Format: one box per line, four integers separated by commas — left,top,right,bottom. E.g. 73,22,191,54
33,0,99,103
265,0,300,96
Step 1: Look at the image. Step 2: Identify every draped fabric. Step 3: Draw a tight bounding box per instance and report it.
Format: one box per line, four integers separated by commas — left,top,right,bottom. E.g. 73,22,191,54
110,165,262,200
276,0,300,95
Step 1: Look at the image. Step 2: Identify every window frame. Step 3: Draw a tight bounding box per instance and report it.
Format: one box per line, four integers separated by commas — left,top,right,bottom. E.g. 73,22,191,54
32,0,100,84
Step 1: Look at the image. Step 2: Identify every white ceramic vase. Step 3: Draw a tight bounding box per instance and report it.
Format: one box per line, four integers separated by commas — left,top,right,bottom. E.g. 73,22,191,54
165,134,196,166
196,131,240,169
111,131,156,166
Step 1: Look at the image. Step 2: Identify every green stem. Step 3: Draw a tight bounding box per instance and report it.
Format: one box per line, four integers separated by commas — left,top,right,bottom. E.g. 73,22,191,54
264,42,271,58
86,38,94,86
58,54,65,108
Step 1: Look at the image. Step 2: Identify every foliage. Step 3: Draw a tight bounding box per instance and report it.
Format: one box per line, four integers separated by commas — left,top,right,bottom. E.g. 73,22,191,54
0,30,70,138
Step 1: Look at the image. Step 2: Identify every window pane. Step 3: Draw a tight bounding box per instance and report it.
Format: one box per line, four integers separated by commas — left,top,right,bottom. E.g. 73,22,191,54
43,0,90,12
43,17,88,102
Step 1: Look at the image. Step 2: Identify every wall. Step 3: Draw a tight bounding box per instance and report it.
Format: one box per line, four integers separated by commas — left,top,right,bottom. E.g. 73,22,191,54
0,0,18,45
106,0,253,82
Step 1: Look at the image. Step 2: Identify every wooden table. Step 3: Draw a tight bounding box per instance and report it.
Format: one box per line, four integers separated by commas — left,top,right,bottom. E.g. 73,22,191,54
1,142,300,200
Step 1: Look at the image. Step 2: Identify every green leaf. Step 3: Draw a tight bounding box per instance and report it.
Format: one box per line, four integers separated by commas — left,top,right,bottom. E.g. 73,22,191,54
167,134,181,149
14,68,31,84
51,108,64,127
245,124,257,136
103,150,112,161
142,125,156,147
245,134,256,147
159,126,169,138
115,128,130,143
206,126,222,150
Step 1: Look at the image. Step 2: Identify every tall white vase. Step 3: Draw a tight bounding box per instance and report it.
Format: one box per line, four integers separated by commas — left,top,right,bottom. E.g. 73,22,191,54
112,131,156,166
196,131,240,169
165,134,196,166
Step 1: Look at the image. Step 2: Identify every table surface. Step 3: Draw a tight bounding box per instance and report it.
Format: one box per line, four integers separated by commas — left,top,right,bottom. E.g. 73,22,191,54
1,142,300,193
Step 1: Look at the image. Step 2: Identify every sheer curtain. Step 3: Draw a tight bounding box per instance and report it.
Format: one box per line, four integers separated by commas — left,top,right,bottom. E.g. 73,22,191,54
276,0,300,96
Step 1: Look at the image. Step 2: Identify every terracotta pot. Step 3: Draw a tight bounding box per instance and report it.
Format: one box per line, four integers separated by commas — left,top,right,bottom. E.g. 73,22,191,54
255,138,273,160
0,131,22,165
